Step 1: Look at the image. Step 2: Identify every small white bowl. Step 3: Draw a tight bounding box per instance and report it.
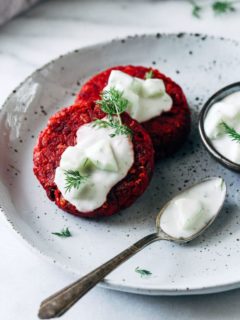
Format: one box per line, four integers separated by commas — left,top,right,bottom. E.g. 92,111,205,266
199,82,240,172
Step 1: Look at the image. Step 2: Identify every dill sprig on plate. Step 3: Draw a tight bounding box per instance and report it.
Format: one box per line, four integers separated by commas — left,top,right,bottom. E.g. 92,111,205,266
64,169,88,193
52,227,72,238
135,267,152,278
94,87,133,138
221,121,240,143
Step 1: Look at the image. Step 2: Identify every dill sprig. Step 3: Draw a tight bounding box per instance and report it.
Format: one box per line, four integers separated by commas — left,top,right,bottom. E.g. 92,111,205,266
94,118,132,138
64,170,88,193
145,70,154,79
135,267,152,278
96,87,128,122
95,87,132,138
212,1,237,14
52,227,72,238
189,0,239,18
221,122,240,143
189,0,203,18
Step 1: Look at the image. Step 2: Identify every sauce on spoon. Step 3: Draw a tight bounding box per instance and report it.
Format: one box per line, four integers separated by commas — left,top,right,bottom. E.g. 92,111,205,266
159,177,226,239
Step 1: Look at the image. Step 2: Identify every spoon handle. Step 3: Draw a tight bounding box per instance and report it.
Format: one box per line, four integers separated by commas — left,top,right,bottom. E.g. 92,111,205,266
38,232,160,319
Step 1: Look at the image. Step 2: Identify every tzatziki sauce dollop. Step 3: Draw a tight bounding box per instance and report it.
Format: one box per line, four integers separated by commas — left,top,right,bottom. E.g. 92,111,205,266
104,70,173,123
54,120,134,212
204,91,240,164
159,178,226,239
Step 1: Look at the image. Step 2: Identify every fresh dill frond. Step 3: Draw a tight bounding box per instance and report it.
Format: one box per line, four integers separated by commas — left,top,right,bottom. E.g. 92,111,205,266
95,87,132,138
93,118,132,138
93,119,111,129
145,70,154,79
212,1,237,14
108,119,133,138
96,87,128,121
135,267,152,278
221,121,240,143
64,170,88,193
52,227,72,238
189,0,203,18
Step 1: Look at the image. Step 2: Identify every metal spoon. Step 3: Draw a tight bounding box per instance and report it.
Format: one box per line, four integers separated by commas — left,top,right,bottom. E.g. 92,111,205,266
38,177,226,319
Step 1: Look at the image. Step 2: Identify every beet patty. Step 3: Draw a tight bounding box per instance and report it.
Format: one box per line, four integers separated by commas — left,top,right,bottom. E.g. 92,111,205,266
75,65,191,159
33,103,154,218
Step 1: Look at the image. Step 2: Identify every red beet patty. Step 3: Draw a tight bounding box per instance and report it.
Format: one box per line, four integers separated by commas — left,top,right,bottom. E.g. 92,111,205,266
33,103,154,218
75,65,191,158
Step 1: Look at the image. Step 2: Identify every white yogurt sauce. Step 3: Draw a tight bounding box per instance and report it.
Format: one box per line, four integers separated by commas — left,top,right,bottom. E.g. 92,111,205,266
104,70,173,123
54,121,134,212
204,91,240,164
159,178,226,239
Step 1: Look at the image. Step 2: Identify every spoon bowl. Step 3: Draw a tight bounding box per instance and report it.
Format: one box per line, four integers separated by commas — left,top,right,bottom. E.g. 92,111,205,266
156,177,227,243
38,177,226,319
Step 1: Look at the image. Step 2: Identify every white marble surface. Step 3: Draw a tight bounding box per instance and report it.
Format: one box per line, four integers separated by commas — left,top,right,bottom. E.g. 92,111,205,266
0,0,39,25
1,0,240,319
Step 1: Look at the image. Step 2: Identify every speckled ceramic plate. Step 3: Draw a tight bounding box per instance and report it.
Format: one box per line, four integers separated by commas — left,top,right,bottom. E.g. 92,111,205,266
1,33,240,296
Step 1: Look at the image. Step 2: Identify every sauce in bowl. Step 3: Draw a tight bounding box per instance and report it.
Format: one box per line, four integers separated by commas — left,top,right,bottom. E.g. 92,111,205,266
199,82,240,171
204,91,240,164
